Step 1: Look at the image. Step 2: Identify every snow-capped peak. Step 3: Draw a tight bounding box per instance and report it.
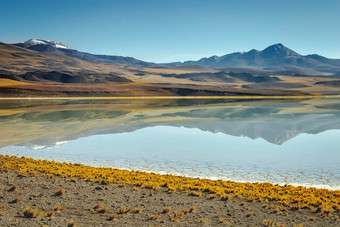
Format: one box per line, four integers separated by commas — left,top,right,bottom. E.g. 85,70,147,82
23,39,69,49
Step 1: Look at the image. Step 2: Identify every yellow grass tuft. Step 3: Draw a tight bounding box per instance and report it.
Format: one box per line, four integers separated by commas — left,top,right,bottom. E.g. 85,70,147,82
53,205,66,212
209,194,218,199
219,217,232,223
181,208,190,215
188,190,202,197
263,219,276,227
189,206,197,213
134,207,144,213
23,206,43,218
133,186,139,191
45,210,55,217
150,214,159,220
199,217,207,223
0,204,6,213
118,206,131,214
170,211,184,222
162,206,172,214
91,203,108,213
309,216,316,221
97,207,108,213
67,220,76,227
108,213,118,221
246,211,254,217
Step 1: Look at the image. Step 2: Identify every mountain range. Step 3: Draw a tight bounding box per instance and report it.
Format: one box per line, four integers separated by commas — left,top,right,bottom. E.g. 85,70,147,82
8,40,340,75
168,43,340,74
2,39,340,97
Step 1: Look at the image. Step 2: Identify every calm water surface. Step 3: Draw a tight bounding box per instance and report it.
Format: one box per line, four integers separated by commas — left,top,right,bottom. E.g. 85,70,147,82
0,98,339,189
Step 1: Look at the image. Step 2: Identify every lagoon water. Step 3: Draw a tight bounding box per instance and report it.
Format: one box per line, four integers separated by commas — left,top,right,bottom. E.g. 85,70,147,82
0,98,339,190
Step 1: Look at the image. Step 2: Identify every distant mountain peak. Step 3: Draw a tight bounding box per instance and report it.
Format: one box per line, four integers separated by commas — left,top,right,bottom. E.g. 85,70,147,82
261,43,299,58
273,43,284,47
23,39,69,49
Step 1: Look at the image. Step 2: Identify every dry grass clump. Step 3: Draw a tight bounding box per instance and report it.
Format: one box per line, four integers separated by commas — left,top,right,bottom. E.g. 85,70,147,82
23,206,43,218
133,186,139,191
188,190,202,197
246,211,254,217
167,186,176,193
316,204,333,217
9,197,21,204
67,220,76,227
108,213,118,221
91,203,108,213
199,217,207,223
162,206,172,214
263,219,276,227
97,206,109,213
170,211,184,222
133,207,143,213
53,205,66,212
219,217,232,223
309,216,316,221
93,203,104,210
189,206,197,213
0,204,6,213
209,194,218,199
181,208,190,215
45,210,55,217
54,188,65,196
150,214,159,220
23,206,56,219
118,205,131,214
220,194,232,201
8,184,19,192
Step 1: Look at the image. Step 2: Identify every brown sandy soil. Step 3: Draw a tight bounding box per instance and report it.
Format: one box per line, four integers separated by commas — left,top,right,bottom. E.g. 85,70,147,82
0,172,338,227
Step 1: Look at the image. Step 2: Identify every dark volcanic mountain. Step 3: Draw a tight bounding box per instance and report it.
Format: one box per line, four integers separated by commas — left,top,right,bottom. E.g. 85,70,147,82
168,43,340,74
14,39,155,67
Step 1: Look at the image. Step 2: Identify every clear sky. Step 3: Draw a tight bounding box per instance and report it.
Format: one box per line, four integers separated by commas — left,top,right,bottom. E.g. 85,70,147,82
0,0,339,63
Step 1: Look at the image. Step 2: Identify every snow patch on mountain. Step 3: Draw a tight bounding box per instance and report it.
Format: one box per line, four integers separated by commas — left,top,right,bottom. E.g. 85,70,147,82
24,39,69,49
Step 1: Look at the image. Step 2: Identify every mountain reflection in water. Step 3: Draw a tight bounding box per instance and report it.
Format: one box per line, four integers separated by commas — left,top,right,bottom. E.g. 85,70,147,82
1,98,340,148
0,98,340,189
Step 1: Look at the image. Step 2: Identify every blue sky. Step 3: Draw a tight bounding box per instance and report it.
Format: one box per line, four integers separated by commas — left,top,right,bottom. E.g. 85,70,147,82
1,0,339,62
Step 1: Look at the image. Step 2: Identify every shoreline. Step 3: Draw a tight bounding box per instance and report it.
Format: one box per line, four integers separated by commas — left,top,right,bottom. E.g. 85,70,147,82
0,95,333,100
4,152,339,192
0,154,339,226
1,155,339,196
0,155,340,210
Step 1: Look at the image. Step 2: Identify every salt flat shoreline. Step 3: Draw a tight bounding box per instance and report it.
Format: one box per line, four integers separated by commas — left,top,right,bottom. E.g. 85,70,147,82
0,155,339,226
